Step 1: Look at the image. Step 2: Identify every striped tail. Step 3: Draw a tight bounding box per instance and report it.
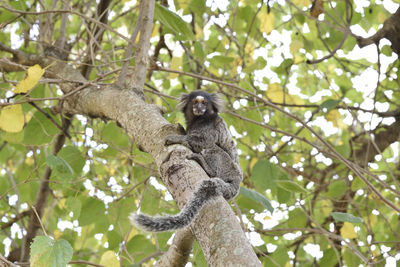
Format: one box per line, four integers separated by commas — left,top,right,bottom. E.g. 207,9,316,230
129,179,224,232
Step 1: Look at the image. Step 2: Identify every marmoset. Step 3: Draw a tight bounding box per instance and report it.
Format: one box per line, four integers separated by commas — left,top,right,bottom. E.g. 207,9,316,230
130,90,243,232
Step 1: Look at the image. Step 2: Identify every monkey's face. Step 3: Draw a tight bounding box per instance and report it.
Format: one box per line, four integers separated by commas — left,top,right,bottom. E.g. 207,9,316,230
192,95,208,116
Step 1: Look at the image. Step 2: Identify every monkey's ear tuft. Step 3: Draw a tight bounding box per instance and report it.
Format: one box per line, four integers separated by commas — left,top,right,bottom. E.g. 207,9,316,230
176,93,189,111
210,93,224,112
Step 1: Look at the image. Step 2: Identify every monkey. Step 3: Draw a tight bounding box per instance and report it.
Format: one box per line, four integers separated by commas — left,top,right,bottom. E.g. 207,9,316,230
130,90,243,232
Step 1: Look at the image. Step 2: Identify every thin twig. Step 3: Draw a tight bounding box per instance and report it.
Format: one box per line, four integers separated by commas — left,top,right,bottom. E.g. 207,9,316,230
0,254,19,267
31,206,47,236
0,5,136,46
28,102,71,139
69,260,106,267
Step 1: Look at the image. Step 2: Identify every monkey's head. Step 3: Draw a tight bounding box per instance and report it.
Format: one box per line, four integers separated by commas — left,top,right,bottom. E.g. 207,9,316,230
177,91,223,122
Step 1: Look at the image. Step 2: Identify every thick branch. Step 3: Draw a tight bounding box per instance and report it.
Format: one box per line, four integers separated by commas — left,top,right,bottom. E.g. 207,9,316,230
357,6,400,56
155,228,194,267
128,0,155,96
1,210,31,230
353,120,400,166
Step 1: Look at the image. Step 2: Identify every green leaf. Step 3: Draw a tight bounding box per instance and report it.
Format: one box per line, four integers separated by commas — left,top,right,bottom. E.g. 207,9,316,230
262,247,289,266
79,198,106,226
209,55,234,68
154,3,194,40
319,248,338,267
194,42,205,60
0,9,16,23
46,155,74,179
65,197,82,219
325,180,346,199
126,235,156,262
239,186,274,213
331,212,363,223
343,247,361,267
277,187,291,204
251,159,278,191
320,99,340,111
30,236,73,267
58,146,85,175
381,45,392,56
287,208,307,228
23,110,60,145
275,180,307,193
192,241,207,267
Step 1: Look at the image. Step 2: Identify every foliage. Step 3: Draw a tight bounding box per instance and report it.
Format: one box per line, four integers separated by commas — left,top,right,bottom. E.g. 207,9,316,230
0,0,399,266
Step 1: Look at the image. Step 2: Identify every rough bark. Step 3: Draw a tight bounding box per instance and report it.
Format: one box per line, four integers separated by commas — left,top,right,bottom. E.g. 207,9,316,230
155,228,194,267
353,120,400,166
357,6,400,56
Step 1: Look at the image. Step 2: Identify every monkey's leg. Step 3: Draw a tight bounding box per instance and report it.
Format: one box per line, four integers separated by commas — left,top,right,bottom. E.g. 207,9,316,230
187,153,217,177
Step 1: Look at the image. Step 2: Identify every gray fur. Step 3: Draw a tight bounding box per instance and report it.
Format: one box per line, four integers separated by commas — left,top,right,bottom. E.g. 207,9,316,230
130,91,242,232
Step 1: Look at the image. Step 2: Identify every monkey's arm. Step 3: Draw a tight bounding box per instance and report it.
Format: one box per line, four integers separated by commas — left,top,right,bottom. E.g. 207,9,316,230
216,119,240,167
165,133,213,153
165,135,192,149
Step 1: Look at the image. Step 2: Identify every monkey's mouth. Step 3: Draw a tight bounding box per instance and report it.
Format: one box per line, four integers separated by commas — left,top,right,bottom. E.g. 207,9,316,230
193,107,206,116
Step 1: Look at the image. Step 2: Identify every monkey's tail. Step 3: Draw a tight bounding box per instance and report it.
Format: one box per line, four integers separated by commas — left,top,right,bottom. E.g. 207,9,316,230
129,178,225,232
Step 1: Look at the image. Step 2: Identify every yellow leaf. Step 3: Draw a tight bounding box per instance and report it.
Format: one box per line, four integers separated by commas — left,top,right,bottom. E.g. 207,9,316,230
290,40,305,64
260,12,274,35
266,83,304,105
368,214,377,227
135,31,141,43
267,83,283,102
169,57,182,79
58,198,66,209
127,228,139,241
0,105,25,133
325,110,342,128
195,24,204,39
340,222,357,239
151,25,159,38
25,157,34,166
245,43,254,57
99,251,119,267
292,0,310,6
290,40,304,55
320,199,333,216
14,64,44,94
377,12,387,24
54,229,62,240
249,157,258,169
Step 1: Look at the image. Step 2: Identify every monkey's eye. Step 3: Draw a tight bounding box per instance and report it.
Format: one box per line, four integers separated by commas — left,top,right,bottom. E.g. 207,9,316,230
193,96,207,104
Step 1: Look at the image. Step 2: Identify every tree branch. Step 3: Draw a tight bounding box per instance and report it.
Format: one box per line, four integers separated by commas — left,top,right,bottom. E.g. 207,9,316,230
155,228,194,267
116,0,143,86
128,0,155,97
356,6,400,56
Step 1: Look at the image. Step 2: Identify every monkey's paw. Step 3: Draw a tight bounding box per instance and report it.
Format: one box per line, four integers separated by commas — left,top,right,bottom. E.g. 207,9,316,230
165,135,178,145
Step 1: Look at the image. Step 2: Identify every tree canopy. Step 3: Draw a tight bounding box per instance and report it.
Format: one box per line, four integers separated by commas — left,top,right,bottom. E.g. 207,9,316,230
0,0,399,266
